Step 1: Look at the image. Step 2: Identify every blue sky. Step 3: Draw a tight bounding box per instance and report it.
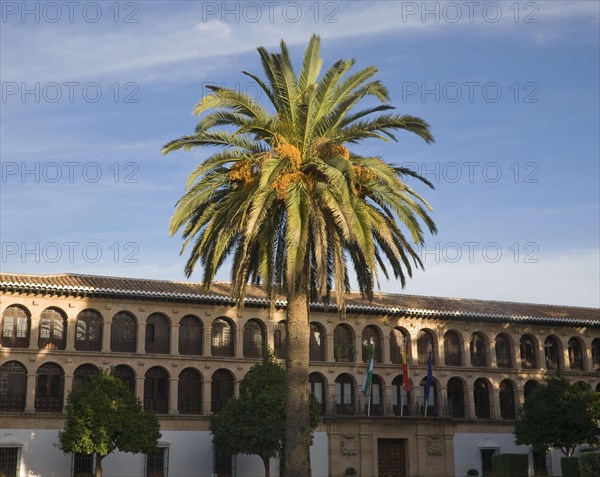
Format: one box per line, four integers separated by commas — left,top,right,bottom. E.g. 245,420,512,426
1,1,599,307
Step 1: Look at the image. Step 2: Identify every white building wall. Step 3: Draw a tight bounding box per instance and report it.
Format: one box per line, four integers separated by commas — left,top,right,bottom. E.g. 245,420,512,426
1,429,328,477
453,433,530,477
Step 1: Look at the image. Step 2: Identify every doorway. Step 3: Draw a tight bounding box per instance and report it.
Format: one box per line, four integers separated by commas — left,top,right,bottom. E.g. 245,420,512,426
377,439,406,477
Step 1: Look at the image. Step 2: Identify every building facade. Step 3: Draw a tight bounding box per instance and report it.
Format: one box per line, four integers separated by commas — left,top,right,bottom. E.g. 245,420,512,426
1,272,599,477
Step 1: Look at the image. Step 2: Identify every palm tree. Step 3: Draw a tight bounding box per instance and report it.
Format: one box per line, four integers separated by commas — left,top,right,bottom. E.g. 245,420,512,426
163,34,436,477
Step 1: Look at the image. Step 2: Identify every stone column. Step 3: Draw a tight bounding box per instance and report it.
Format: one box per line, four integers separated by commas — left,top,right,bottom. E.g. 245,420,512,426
204,321,213,357
102,319,112,352
169,378,179,414
491,389,501,420
355,333,364,364
234,326,242,358
136,377,145,403
202,379,212,414
137,322,146,354
65,319,76,351
489,336,497,368
25,373,37,412
326,332,335,362
382,335,390,365
63,375,73,412
170,325,180,356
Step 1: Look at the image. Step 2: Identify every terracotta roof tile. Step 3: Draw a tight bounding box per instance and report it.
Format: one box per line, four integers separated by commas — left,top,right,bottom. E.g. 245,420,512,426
1,272,598,327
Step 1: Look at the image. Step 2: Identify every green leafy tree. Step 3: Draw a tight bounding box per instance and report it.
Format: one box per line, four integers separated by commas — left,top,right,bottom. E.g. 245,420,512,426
209,351,319,477
58,370,161,477
514,376,600,456
163,34,435,476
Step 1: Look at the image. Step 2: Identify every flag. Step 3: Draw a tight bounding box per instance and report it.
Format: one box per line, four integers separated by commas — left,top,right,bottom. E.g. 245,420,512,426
424,349,433,403
361,353,374,396
402,337,411,393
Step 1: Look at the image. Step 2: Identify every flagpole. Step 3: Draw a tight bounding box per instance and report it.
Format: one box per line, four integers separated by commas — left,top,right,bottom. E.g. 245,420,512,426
400,388,404,417
367,376,372,417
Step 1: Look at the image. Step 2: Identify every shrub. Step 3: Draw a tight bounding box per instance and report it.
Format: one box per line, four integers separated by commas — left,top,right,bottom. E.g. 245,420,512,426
578,452,600,477
561,456,581,477
344,468,357,476
466,469,479,476
491,453,528,477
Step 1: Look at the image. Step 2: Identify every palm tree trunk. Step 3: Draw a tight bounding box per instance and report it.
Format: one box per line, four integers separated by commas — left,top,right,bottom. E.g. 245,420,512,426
284,279,312,477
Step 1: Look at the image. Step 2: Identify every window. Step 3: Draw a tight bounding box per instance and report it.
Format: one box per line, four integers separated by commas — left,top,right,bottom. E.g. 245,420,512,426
391,375,411,416
1,305,30,348
444,331,462,366
38,308,66,350
211,369,234,412
309,323,325,362
417,330,435,365
146,448,168,477
0,361,27,412
419,377,437,416
145,314,170,354
113,365,135,394
111,311,137,353
179,315,203,356
446,377,465,418
75,310,102,352
495,334,512,368
242,319,265,358
592,339,600,372
524,380,538,400
334,374,355,415
499,380,516,419
520,335,538,369
568,337,584,370
73,453,94,477
473,379,490,419
333,325,354,362
365,375,383,416
470,333,487,367
211,318,234,357
309,373,326,415
178,368,202,415
72,364,98,390
144,367,169,414
544,336,560,370
274,321,287,359
0,447,20,477
35,363,64,412
361,326,382,363
390,328,409,365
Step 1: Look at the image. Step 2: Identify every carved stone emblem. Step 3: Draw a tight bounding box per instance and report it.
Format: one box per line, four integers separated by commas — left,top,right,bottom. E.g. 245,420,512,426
427,434,444,456
341,433,359,455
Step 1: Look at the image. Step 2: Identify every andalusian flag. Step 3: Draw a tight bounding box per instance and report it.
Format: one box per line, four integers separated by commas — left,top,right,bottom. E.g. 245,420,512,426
361,352,374,396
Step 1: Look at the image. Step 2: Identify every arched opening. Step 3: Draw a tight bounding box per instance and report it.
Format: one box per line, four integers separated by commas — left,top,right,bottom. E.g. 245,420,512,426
145,313,170,354
419,377,438,416
309,372,327,415
333,324,355,363
309,323,326,362
544,336,561,370
111,311,137,353
211,369,234,412
0,360,27,412
38,308,66,350
524,380,538,400
178,368,202,414
211,318,235,357
35,363,64,412
243,319,266,358
274,321,287,359
179,315,203,356
335,373,355,415
417,330,435,365
364,375,384,416
520,334,538,369
362,325,383,363
473,379,491,419
390,327,410,364
568,337,584,371
72,364,99,390
499,380,516,419
113,365,135,394
592,338,600,372
495,333,513,368
75,309,102,352
144,366,169,414
1,305,31,348
444,331,462,366
391,375,412,416
470,332,488,367
447,377,465,418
